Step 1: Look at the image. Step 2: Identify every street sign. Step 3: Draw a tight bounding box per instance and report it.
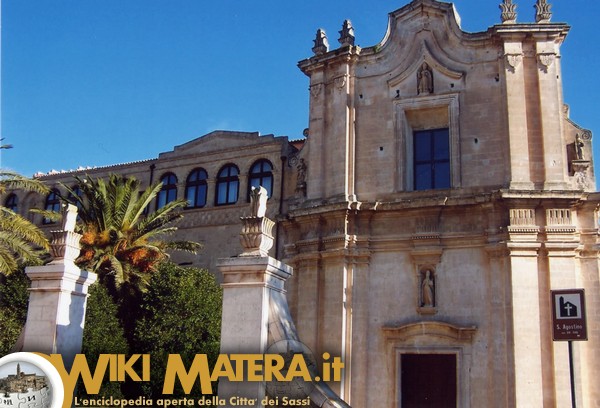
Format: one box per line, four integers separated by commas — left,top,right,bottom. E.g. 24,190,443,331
551,289,588,341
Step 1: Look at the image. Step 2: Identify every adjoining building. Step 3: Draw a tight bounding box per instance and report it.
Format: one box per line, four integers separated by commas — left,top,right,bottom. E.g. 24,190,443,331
4,0,599,406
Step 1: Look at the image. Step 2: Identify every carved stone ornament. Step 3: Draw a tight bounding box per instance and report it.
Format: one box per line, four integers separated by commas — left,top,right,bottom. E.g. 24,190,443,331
49,204,82,263
334,75,347,90
581,130,592,141
310,83,323,98
240,186,275,257
500,0,517,24
312,29,329,56
505,53,523,72
417,62,433,95
537,53,555,72
249,186,268,218
239,217,275,257
338,19,355,47
535,0,552,23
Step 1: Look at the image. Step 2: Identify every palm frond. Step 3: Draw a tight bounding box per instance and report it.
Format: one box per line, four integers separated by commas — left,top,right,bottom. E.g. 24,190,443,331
0,171,49,195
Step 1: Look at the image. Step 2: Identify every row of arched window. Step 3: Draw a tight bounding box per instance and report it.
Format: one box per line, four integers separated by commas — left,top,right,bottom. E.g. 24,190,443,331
158,159,274,209
3,159,275,222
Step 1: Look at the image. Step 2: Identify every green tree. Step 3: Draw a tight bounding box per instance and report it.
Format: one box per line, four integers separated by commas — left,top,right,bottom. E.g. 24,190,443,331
62,174,201,291
0,170,50,274
78,283,129,398
133,262,222,398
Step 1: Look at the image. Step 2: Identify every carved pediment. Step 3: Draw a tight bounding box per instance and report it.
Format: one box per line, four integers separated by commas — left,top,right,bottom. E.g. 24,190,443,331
158,131,283,159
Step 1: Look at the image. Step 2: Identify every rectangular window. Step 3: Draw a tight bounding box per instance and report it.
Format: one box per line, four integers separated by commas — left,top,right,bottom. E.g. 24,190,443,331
413,128,450,190
401,354,457,407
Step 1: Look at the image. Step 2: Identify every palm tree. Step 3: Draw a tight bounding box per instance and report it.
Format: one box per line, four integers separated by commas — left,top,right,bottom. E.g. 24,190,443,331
0,169,50,274
62,174,201,290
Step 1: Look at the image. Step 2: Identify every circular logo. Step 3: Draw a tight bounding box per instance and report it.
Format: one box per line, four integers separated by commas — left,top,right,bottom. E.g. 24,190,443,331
0,353,64,408
264,340,317,399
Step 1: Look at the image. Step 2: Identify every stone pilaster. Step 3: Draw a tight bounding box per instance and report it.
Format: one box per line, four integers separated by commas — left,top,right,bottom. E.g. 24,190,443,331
507,208,543,406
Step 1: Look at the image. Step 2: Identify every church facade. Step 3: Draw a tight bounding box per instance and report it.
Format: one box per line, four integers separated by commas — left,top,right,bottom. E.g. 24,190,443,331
4,0,599,406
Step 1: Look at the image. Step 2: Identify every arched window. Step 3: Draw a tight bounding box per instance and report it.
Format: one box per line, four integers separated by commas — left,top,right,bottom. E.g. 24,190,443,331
156,173,178,210
67,186,84,210
248,159,273,200
43,189,61,224
185,168,208,208
5,194,18,213
216,164,239,205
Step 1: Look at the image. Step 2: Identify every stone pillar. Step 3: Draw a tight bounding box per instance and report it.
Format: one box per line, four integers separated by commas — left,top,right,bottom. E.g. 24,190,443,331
217,187,293,406
217,256,292,405
21,205,97,370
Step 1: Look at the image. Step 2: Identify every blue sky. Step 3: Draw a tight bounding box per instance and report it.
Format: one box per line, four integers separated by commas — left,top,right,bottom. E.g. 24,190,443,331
2,1,599,180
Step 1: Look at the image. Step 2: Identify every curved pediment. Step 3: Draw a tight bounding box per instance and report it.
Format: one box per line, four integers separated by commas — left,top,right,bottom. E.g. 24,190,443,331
387,41,465,90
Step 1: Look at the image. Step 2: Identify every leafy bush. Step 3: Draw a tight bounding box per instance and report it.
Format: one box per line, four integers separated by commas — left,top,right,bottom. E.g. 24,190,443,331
0,268,29,356
133,262,222,397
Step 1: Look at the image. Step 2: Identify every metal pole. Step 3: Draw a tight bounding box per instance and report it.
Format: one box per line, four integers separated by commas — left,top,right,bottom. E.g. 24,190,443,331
568,340,576,408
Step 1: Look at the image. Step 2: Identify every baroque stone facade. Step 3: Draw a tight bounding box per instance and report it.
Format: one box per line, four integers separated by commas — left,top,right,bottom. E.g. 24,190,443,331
3,1,600,407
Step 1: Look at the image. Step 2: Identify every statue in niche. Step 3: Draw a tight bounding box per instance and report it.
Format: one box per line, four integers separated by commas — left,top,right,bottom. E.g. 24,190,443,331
575,133,585,160
417,62,434,95
249,186,268,218
295,158,307,197
421,269,435,307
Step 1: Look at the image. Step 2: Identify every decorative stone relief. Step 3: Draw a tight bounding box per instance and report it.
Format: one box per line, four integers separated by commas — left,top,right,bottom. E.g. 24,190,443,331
505,53,523,72
417,62,433,95
312,29,329,56
309,83,323,98
535,0,552,23
500,0,517,24
537,53,555,72
338,19,355,47
573,161,591,190
334,75,347,90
